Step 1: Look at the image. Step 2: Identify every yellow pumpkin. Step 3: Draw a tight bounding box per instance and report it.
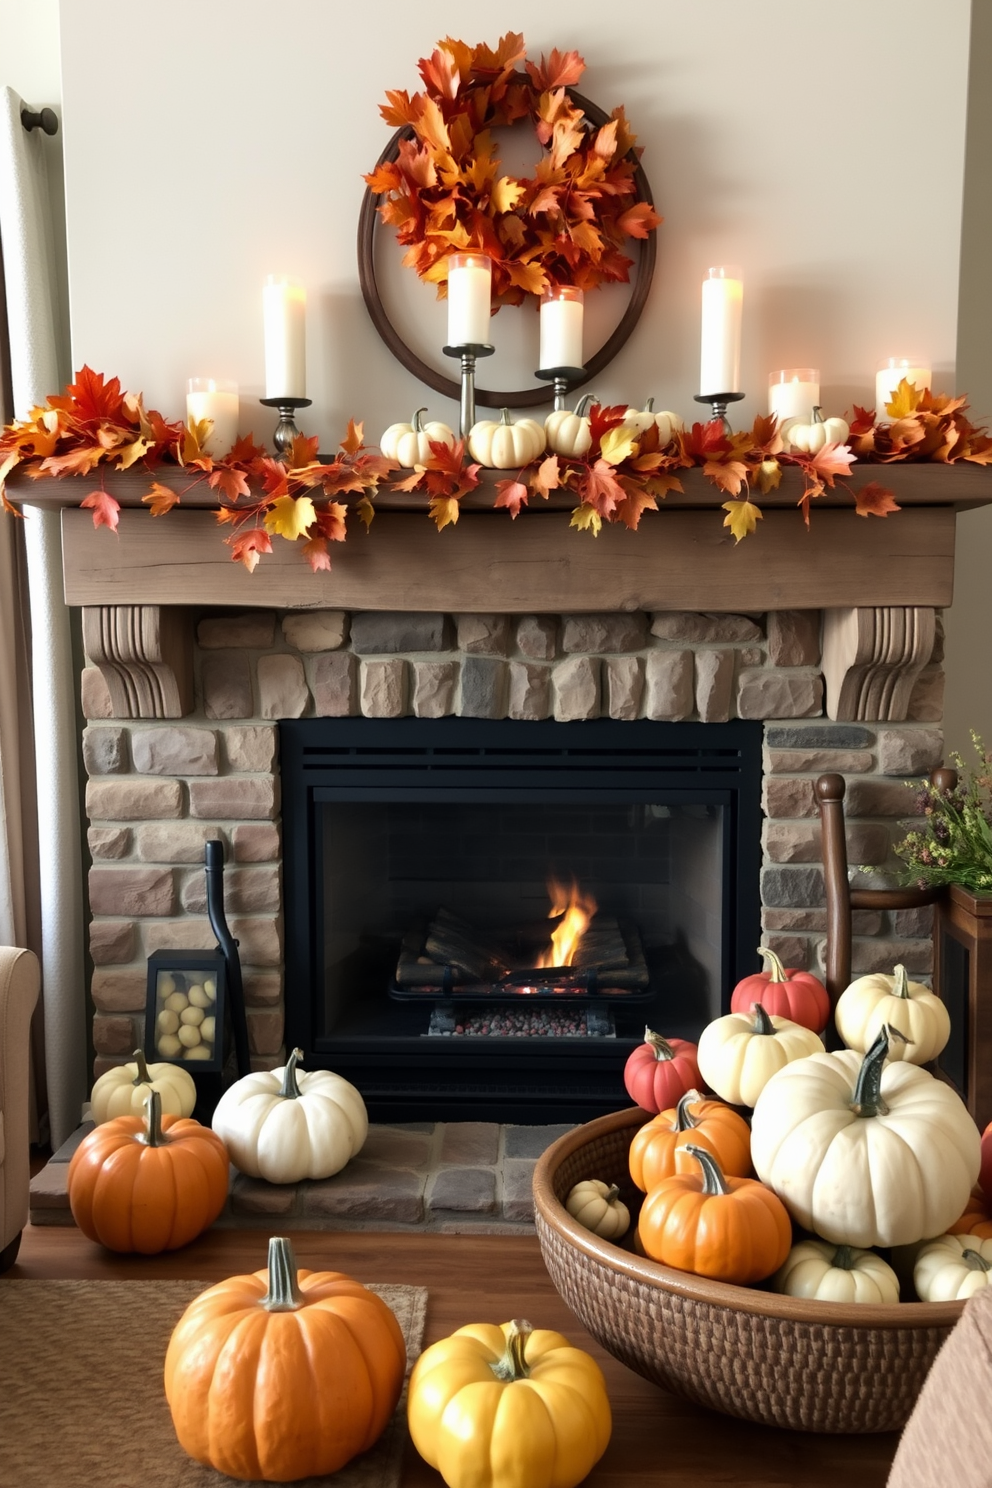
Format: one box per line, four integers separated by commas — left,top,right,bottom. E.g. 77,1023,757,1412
835,963,950,1065
696,1003,824,1107
407,1319,611,1488
468,408,547,469
380,407,456,467
90,1047,196,1123
545,393,596,457
565,1179,630,1240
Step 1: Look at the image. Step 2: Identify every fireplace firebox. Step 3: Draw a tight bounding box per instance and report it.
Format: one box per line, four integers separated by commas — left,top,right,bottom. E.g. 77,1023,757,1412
281,718,762,1121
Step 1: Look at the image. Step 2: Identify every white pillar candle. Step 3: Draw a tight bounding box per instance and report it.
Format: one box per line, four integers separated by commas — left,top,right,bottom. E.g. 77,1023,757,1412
768,369,819,425
446,253,492,347
875,358,932,421
700,265,743,395
263,275,307,398
540,286,584,370
186,378,239,457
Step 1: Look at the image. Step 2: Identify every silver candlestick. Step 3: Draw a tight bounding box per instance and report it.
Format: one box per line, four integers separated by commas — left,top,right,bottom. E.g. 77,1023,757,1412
259,396,312,457
535,365,588,411
443,343,494,439
693,391,745,433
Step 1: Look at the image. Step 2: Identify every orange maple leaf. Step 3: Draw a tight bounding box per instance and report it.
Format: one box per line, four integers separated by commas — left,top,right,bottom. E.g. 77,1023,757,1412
38,445,105,478
809,443,856,482
524,47,585,91
615,484,658,531
80,488,120,532
287,432,320,470
341,419,364,455
142,482,181,517
208,466,251,503
314,504,348,543
495,479,529,518
578,459,625,517
52,366,125,425
530,454,560,499
617,202,662,239
302,536,332,573
228,527,272,573
854,481,901,518
704,458,749,496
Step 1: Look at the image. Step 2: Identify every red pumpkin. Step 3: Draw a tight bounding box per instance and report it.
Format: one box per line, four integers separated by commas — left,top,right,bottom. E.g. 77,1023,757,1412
624,1027,701,1115
980,1121,992,1201
731,946,829,1033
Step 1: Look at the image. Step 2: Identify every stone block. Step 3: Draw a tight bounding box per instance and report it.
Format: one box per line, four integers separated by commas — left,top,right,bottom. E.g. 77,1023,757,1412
202,652,254,719
88,826,132,860
136,822,217,863
644,651,693,721
501,1159,537,1222
247,1007,284,1054
605,656,644,721
516,616,557,661
230,1175,299,1216
456,614,513,656
760,865,825,908
762,819,890,866
91,968,147,1012
844,778,921,817
412,660,459,719
508,663,550,721
281,610,348,652
303,1163,424,1223
230,916,283,966
224,725,278,773
89,920,137,965
762,907,882,935
189,777,278,820
651,612,762,643
131,725,218,776
182,864,280,914
561,614,647,654
765,749,874,774
763,776,818,819
360,658,408,717
89,865,175,917
459,657,508,719
892,905,935,938
258,654,309,719
766,725,873,749
311,652,357,716
503,1124,575,1159
361,1128,433,1167
737,669,823,720
440,1122,500,1166
80,665,113,719
244,971,283,1005
29,1160,71,1213
93,1013,137,1055
875,727,944,776
695,650,735,723
850,938,933,976
350,612,452,654
86,777,183,822
766,610,822,667
198,611,276,648
553,656,600,721
908,666,944,722
232,823,281,863
141,919,213,954
49,1122,95,1163
82,725,127,775
429,1168,497,1214
762,935,812,970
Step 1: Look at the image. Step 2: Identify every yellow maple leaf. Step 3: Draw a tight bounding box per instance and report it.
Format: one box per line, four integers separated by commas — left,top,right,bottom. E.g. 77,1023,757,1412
355,496,376,529
114,436,154,470
429,494,460,531
885,377,925,421
492,176,525,214
755,458,782,494
570,503,602,536
179,418,212,466
598,425,637,467
264,495,316,542
722,499,763,543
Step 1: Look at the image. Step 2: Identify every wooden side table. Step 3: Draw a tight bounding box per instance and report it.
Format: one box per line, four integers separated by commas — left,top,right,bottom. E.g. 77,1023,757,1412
934,885,992,1131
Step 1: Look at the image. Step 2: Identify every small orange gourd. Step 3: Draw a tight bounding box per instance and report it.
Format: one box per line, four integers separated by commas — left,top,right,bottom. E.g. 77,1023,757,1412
67,1090,229,1253
629,1090,752,1192
949,1186,992,1240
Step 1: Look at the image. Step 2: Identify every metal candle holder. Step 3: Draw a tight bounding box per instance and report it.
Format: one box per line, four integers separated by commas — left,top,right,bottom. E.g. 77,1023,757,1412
693,391,745,432
443,344,494,438
259,395,312,456
535,365,589,412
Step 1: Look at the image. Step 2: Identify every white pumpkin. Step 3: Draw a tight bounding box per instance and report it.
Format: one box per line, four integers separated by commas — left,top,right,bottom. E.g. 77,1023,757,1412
750,1027,981,1248
696,1003,824,1107
835,963,950,1066
545,393,597,457
90,1048,197,1123
914,1233,992,1302
380,408,455,468
773,1239,900,1304
780,406,850,453
621,397,684,445
565,1179,630,1240
211,1047,368,1183
468,408,546,469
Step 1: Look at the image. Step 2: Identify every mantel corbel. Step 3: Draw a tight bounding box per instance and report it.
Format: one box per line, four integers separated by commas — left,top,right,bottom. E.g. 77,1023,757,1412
820,606,936,722
81,605,193,719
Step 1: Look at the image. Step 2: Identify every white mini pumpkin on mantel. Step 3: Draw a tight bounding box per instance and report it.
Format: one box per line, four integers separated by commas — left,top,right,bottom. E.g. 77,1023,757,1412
622,397,684,445
90,1047,197,1124
380,408,455,467
545,393,597,457
211,1047,368,1183
780,406,850,454
468,408,546,468
835,963,951,1066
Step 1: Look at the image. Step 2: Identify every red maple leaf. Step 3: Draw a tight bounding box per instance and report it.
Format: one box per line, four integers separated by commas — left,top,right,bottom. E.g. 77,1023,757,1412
494,479,529,518
854,481,901,518
313,504,347,543
80,488,120,532
53,366,126,426
587,403,626,450
302,536,332,572
577,459,625,517
228,527,273,573
226,433,268,465
848,404,877,436
681,420,731,461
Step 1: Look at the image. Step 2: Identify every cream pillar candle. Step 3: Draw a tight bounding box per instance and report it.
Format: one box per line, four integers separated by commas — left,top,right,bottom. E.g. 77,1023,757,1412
540,286,584,370
263,275,307,398
875,358,931,421
769,369,819,425
446,253,492,347
186,378,239,457
700,265,743,394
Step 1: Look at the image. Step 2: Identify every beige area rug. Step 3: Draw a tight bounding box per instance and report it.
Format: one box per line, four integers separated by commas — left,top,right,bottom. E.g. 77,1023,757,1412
0,1278,427,1488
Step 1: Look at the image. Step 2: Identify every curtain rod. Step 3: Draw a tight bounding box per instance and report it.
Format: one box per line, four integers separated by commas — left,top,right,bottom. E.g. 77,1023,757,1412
21,107,58,136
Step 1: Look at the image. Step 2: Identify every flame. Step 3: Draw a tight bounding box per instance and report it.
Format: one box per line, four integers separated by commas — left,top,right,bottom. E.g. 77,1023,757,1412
537,879,597,968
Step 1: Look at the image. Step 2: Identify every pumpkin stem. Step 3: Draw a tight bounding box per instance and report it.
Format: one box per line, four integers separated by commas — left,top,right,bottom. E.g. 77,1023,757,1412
412,407,428,433
644,1027,675,1062
140,1088,166,1147
756,946,787,984
499,407,512,426
893,964,911,1000
851,1025,910,1117
675,1090,703,1132
750,1003,777,1036
962,1248,992,1273
682,1142,731,1197
811,406,824,425
604,1184,621,1205
279,1048,305,1100
575,392,597,417
261,1236,306,1311
644,397,655,412
491,1319,533,1382
131,1048,151,1087
832,1245,856,1271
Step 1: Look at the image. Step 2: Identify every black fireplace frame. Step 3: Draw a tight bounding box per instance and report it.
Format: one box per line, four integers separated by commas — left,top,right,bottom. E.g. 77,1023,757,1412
280,717,763,1120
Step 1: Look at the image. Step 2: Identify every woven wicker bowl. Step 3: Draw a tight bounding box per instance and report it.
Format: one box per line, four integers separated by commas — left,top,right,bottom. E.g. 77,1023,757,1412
533,1106,965,1434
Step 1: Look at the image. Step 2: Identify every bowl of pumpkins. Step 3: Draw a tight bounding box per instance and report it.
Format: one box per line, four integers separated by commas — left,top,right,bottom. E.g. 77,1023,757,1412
533,952,992,1434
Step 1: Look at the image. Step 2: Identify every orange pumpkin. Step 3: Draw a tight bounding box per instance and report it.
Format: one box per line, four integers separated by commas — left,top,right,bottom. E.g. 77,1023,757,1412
949,1186,992,1240
67,1090,228,1253
166,1235,406,1482
637,1143,792,1284
629,1089,752,1192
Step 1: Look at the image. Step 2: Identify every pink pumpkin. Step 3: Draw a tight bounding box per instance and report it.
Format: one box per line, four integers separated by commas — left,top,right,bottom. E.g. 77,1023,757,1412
731,947,830,1034
624,1028,702,1114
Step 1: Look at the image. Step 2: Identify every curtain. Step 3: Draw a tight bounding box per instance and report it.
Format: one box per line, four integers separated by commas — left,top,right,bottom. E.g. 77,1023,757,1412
0,85,85,1148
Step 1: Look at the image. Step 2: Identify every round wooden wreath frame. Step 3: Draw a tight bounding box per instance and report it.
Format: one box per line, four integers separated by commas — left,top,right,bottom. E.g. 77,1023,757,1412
357,88,657,410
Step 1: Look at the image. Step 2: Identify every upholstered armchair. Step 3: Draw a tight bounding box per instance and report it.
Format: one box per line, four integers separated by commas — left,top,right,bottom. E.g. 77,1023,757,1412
0,945,40,1271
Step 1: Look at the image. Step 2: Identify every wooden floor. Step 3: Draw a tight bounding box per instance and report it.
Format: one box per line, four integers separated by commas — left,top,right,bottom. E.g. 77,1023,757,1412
11,1224,899,1487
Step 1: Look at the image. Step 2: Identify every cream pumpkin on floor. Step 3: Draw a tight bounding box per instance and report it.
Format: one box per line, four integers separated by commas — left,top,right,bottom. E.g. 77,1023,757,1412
89,1047,196,1123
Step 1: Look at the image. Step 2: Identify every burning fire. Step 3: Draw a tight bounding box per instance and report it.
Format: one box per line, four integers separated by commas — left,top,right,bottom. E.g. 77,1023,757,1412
537,880,597,968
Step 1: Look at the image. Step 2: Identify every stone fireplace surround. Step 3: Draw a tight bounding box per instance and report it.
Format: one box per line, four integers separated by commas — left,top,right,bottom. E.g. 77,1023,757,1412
79,603,945,1081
